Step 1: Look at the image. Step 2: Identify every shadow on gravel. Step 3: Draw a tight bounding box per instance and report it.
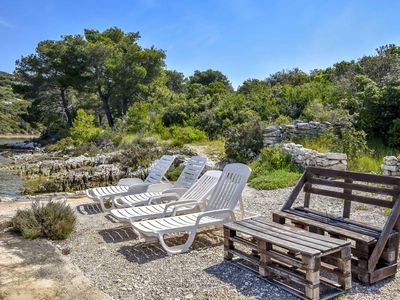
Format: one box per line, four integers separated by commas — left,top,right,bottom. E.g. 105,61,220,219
76,203,103,215
98,226,138,243
118,229,224,264
205,261,297,300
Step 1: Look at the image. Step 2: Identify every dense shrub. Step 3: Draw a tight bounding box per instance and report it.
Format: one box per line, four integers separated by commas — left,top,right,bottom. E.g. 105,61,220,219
46,137,74,152
165,164,184,181
70,109,103,145
330,127,369,160
12,201,76,240
248,147,302,190
162,126,207,146
388,118,400,148
225,120,264,162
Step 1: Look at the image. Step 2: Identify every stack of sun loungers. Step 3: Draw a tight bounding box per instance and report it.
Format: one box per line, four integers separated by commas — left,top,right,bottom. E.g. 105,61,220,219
85,155,251,254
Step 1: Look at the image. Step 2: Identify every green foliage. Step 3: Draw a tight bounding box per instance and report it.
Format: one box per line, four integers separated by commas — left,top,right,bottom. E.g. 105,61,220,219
388,119,400,148
165,164,184,181
46,137,74,151
249,169,302,190
248,147,302,190
225,120,264,162
348,155,382,174
165,126,207,146
274,115,292,125
12,201,76,240
70,109,103,145
299,133,334,153
330,127,369,160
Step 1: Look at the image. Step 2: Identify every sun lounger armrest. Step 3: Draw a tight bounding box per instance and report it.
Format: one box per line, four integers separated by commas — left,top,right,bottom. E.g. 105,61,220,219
117,178,143,186
164,200,201,214
146,182,174,193
127,183,152,194
194,209,235,227
147,193,180,205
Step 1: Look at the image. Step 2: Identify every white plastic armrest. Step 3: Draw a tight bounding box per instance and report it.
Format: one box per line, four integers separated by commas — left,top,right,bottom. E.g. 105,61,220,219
194,209,235,227
117,177,143,186
163,200,201,214
127,183,151,194
146,182,174,193
147,193,180,205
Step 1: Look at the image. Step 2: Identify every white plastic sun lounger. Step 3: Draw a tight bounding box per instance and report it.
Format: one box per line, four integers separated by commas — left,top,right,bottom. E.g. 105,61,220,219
85,155,175,210
110,170,221,222
130,163,251,255
112,156,207,208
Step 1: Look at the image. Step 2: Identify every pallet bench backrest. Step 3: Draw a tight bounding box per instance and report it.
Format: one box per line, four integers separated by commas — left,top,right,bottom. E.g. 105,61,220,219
281,166,400,272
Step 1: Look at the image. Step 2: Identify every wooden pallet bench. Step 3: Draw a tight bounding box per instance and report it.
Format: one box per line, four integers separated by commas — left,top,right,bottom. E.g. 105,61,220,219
224,217,352,300
273,166,400,284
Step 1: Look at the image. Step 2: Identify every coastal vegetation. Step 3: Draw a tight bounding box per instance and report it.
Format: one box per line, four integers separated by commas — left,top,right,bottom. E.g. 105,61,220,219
1,27,400,190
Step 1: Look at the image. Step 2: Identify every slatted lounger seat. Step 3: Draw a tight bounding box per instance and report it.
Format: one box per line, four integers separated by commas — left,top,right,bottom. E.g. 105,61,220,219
110,170,221,222
273,166,400,284
131,163,251,255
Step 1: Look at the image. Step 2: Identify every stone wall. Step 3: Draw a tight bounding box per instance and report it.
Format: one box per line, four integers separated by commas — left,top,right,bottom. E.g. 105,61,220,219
281,143,348,170
381,156,400,176
263,121,347,146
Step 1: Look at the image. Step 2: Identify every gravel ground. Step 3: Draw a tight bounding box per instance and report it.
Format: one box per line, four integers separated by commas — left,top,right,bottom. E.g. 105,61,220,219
49,185,400,300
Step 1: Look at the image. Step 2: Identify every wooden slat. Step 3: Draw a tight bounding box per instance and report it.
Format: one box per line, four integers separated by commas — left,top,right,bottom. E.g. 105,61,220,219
250,217,348,247
243,220,335,252
308,177,399,197
296,207,384,234
368,195,400,272
305,186,393,208
273,210,377,244
306,166,400,186
282,172,307,210
225,222,321,256
343,178,353,218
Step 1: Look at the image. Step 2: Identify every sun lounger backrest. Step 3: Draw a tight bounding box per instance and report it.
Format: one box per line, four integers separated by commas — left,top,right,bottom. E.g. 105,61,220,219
205,163,251,212
144,155,175,184
175,156,208,189
179,170,221,203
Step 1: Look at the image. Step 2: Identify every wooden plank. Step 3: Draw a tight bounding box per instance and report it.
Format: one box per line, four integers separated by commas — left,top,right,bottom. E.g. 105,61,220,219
305,186,393,208
273,210,376,244
306,166,400,186
226,221,321,256
244,220,334,252
308,177,399,197
368,195,400,272
251,218,348,247
296,207,384,234
343,178,353,218
282,171,307,210
229,236,257,250
288,208,382,239
370,264,398,283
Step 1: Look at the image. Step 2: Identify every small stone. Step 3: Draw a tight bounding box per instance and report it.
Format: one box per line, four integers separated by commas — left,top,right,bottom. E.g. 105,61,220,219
326,153,347,160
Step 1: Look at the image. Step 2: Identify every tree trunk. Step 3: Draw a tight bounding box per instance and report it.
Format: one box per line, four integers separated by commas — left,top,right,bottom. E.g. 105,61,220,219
101,95,114,128
122,98,129,114
60,88,73,127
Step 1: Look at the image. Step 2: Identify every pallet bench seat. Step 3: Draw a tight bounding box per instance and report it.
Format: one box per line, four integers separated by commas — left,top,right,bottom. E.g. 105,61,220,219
224,217,352,300
273,167,400,284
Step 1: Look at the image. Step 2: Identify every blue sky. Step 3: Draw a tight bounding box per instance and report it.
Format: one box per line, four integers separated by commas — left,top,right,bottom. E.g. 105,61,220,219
1,0,400,88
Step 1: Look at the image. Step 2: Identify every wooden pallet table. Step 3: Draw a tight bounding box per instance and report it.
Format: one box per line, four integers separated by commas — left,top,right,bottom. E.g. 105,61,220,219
224,217,352,300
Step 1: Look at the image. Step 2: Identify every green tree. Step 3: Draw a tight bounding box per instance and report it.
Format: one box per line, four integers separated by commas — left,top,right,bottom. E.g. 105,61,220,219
189,69,232,90
70,109,102,144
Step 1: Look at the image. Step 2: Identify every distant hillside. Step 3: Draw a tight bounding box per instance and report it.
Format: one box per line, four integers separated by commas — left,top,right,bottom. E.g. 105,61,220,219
0,71,32,134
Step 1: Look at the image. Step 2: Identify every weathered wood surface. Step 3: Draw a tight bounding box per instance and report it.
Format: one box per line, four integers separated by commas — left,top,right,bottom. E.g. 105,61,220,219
224,217,351,300
276,166,400,284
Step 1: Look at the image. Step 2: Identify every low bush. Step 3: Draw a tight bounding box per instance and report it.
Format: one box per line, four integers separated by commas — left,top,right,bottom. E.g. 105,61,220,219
12,201,76,240
249,169,301,190
348,155,382,174
165,164,184,181
388,118,400,148
164,126,207,146
249,147,302,190
46,137,74,152
225,120,264,163
299,133,333,153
